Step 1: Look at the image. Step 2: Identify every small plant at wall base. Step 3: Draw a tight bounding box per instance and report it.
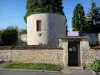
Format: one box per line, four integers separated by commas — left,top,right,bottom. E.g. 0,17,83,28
89,59,100,72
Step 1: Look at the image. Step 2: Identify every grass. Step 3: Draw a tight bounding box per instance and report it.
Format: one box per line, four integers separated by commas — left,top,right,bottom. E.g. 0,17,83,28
4,62,62,71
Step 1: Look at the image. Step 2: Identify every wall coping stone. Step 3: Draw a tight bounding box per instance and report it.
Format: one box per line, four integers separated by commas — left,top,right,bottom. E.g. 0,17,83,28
59,36,89,39
0,45,63,50
92,45,100,49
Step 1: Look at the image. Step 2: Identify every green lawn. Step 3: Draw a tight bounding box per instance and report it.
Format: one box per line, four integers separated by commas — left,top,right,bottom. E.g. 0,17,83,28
4,62,62,71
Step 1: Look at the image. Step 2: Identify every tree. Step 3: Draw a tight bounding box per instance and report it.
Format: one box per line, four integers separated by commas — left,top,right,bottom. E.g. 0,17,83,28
1,26,18,45
24,0,38,23
86,0,100,33
94,7,100,24
18,29,27,34
50,0,64,15
24,0,64,23
87,0,96,25
66,24,68,36
0,30,3,45
72,3,85,32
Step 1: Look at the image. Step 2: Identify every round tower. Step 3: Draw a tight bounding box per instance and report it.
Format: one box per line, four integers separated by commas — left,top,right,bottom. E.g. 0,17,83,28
27,13,66,45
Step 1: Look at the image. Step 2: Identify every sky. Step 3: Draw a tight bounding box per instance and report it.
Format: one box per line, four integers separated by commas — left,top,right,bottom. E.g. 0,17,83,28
0,0,100,31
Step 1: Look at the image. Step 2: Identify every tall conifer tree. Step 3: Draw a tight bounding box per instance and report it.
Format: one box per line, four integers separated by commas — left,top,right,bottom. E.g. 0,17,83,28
72,3,85,32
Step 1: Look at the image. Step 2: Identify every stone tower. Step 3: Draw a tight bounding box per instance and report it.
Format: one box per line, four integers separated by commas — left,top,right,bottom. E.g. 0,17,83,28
27,13,66,45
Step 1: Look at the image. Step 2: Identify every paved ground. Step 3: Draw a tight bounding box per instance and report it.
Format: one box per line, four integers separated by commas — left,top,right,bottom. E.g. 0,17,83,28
0,70,63,75
97,72,100,75
0,62,9,68
0,62,96,75
61,67,96,75
0,68,96,75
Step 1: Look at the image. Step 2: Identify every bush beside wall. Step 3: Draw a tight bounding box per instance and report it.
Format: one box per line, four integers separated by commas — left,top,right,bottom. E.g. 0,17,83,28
0,26,18,45
89,59,100,72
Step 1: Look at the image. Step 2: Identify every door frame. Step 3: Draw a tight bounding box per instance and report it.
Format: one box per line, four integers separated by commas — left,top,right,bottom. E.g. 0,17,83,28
68,41,81,67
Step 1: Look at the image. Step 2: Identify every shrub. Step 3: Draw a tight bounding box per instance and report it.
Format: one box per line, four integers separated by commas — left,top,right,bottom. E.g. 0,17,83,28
89,59,100,72
18,29,27,34
0,30,2,45
1,26,19,45
0,30,4,45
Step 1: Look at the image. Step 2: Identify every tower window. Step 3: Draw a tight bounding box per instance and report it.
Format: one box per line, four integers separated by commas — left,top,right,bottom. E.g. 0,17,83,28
36,20,41,31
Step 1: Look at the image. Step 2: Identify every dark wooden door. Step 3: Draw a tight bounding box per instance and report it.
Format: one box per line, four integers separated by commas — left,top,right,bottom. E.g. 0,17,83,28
68,41,80,66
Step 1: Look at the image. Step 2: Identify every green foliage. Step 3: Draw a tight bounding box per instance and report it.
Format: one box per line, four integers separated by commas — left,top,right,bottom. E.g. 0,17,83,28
4,62,62,71
72,3,85,32
66,25,68,35
81,18,93,33
0,30,2,45
18,29,27,34
24,0,64,23
1,26,18,45
72,1,100,33
86,0,100,33
89,59,100,72
87,0,96,19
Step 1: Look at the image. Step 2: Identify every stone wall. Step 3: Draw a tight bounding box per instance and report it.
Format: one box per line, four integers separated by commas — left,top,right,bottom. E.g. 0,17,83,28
59,37,100,67
0,50,11,61
82,48,100,65
0,49,63,65
59,39,68,67
80,39,100,66
80,39,90,66
0,38,100,67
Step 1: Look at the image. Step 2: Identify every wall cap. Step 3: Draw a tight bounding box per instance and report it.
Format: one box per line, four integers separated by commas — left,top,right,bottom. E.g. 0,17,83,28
0,45,63,50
